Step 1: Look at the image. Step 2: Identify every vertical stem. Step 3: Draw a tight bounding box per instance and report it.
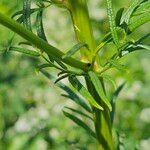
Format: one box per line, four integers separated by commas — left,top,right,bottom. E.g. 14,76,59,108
67,0,96,62
86,78,113,150
67,1,113,149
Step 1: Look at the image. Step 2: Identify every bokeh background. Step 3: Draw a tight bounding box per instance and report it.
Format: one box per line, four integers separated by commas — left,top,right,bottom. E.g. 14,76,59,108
0,0,150,149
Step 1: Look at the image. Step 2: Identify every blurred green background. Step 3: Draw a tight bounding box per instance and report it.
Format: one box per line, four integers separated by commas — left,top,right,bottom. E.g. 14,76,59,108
0,0,149,150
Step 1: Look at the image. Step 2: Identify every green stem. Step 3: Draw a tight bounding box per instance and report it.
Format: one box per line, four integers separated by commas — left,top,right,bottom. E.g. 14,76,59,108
67,1,113,149
67,0,96,62
86,78,113,150
0,12,88,70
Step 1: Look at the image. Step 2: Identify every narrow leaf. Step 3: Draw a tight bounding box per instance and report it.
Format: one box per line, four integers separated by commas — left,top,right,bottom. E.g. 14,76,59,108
121,0,143,24
94,32,112,53
115,8,124,26
64,106,93,121
55,74,69,84
57,83,92,113
137,44,150,50
62,42,87,59
107,0,120,47
110,82,126,124
132,1,150,16
88,71,112,111
128,12,150,32
36,10,48,42
9,47,40,57
101,74,117,90
68,76,104,110
23,0,32,30
63,110,96,138
37,63,54,70
12,8,40,19
108,59,127,71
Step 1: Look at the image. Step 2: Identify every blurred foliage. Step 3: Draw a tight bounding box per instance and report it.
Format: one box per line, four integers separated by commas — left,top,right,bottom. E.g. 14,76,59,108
0,0,150,150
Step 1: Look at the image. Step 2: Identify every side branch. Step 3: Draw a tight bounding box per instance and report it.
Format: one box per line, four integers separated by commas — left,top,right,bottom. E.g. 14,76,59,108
0,12,87,70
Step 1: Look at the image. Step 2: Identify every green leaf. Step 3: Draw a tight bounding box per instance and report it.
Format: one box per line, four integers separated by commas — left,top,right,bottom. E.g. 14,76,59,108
55,74,69,84
128,12,150,32
101,74,117,90
110,82,126,124
64,106,93,121
115,8,124,26
40,69,54,80
137,44,150,50
9,47,40,57
12,8,40,19
132,1,150,16
51,55,67,69
121,0,143,24
88,71,112,111
68,76,104,110
58,83,92,113
108,59,127,71
23,0,32,30
94,32,112,53
36,10,48,42
115,27,127,46
63,110,96,138
107,0,120,47
62,42,87,59
37,63,54,71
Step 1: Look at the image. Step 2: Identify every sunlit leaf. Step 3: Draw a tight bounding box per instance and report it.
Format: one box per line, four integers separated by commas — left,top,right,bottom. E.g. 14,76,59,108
62,42,87,59
108,59,127,71
68,76,104,110
107,0,120,47
121,0,143,24
58,83,92,113
88,71,112,111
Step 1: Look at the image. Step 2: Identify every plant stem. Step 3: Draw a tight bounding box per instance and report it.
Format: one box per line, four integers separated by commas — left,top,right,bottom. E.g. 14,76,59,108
86,78,113,150
68,1,113,149
67,0,96,62
0,12,88,70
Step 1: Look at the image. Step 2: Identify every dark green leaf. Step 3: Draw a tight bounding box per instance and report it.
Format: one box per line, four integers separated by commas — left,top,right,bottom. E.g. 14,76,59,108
36,10,48,42
110,82,126,124
64,106,93,121
9,47,40,57
63,110,96,138
68,76,104,110
12,8,40,19
57,83,92,113
62,42,87,59
23,0,32,30
115,8,124,26
88,71,112,111
55,74,69,84
37,63,54,71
